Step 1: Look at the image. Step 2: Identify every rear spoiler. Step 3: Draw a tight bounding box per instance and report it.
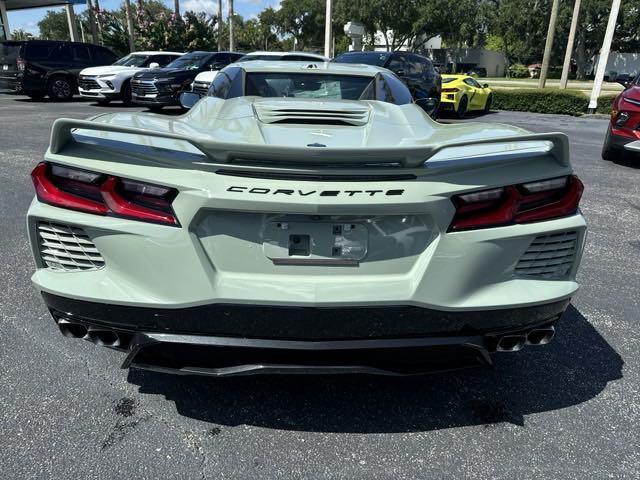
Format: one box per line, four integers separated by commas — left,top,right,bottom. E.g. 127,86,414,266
50,118,570,169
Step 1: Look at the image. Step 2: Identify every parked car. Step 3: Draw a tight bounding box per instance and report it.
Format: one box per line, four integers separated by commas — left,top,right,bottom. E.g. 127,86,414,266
0,40,117,100
602,72,640,160
78,51,183,105
191,51,328,96
467,66,487,78
28,61,586,377
439,74,493,118
332,50,441,117
131,51,243,110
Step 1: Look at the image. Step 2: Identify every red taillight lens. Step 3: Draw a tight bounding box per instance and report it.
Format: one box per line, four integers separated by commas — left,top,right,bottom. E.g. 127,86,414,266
450,175,583,231
31,162,179,226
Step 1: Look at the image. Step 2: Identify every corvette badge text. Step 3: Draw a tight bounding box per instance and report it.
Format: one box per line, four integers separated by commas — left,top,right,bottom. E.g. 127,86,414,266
227,186,405,197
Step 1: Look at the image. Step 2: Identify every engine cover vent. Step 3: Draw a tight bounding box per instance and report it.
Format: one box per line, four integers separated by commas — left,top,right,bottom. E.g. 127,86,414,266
254,104,370,126
37,221,105,271
515,231,577,279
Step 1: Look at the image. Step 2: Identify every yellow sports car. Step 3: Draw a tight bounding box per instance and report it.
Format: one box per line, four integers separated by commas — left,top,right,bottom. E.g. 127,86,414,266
440,75,493,118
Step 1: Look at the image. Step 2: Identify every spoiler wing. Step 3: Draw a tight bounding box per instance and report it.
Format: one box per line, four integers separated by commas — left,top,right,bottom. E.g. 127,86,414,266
50,118,570,169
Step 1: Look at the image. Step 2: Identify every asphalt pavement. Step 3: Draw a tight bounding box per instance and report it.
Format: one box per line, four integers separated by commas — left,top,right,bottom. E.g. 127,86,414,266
1,94,638,479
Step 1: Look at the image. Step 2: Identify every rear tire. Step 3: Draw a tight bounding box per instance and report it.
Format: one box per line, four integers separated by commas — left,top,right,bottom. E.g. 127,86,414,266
483,94,493,113
456,96,468,119
47,75,75,101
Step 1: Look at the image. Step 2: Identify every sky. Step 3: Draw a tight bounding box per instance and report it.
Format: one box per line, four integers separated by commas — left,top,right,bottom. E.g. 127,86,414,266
7,0,280,36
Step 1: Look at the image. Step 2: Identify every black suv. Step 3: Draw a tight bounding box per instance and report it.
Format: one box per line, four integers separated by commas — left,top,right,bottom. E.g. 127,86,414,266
131,51,243,110
332,51,442,117
0,40,117,100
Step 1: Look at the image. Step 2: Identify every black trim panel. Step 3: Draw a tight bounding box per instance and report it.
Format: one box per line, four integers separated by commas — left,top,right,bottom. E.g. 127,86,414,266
42,292,570,341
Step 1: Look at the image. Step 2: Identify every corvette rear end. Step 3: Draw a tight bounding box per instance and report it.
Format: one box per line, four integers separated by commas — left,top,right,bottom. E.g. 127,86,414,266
27,87,586,376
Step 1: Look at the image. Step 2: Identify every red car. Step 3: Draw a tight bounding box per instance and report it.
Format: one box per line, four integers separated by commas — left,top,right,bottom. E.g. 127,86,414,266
602,73,640,160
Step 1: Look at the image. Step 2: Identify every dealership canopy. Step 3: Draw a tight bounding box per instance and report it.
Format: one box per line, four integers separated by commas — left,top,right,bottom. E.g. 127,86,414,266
0,0,85,41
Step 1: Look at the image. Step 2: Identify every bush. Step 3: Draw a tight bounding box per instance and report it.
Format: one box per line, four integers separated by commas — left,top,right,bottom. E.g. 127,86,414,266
493,89,618,116
508,63,530,78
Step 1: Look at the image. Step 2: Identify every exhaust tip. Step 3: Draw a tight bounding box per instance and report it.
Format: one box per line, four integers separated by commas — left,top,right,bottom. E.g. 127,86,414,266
57,319,88,339
526,327,555,346
496,335,526,352
87,329,120,347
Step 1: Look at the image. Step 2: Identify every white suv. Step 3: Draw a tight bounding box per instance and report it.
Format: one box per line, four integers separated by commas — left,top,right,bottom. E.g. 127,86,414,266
79,51,183,104
191,51,329,96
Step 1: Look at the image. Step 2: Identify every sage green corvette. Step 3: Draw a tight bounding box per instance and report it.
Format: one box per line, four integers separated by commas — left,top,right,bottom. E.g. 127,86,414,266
27,61,586,376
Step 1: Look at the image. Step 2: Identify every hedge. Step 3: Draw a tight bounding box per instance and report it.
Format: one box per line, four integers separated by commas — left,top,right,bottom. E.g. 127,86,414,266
492,89,618,116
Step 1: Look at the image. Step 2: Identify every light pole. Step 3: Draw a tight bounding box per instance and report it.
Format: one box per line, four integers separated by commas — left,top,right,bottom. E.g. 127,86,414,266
560,0,581,89
124,0,135,52
538,0,560,88
588,0,622,113
217,0,223,51
229,0,234,51
324,0,332,58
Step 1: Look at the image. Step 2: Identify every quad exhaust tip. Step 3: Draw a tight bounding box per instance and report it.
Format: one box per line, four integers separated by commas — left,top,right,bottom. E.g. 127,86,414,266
56,318,121,347
496,334,527,352
526,327,555,346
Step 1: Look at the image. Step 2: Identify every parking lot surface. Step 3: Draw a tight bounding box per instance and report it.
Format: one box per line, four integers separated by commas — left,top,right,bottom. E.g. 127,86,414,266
1,94,638,479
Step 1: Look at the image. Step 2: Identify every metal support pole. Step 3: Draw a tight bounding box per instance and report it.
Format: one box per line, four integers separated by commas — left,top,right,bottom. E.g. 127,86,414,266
65,4,79,42
124,0,135,52
588,0,622,112
228,0,234,51
538,0,560,88
324,0,333,58
86,0,99,44
560,0,581,89
217,0,223,51
0,0,12,40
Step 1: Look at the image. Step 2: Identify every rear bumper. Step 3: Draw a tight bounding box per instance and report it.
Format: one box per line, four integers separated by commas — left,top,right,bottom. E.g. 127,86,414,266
44,292,568,376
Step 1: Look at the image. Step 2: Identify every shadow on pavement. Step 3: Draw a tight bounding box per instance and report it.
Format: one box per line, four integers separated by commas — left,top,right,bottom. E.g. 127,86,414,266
127,305,623,433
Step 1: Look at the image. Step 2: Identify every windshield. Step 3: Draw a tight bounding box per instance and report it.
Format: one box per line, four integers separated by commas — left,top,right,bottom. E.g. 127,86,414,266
333,52,389,67
165,53,210,70
113,54,148,67
245,72,374,100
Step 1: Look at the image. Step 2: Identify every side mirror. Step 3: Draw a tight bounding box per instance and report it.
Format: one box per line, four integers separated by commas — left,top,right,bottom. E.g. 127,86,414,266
149,62,160,69
483,83,489,88
180,91,200,109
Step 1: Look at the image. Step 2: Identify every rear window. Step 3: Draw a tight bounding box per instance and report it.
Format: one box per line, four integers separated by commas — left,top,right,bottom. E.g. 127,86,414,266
442,77,456,84
333,52,390,67
245,72,374,100
0,42,22,63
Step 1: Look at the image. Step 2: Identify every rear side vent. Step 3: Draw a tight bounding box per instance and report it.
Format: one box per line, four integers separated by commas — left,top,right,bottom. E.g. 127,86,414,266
37,221,104,271
515,231,577,279
254,105,370,126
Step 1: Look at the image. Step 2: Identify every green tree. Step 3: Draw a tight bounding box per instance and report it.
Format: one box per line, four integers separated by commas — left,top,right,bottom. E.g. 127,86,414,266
38,10,74,40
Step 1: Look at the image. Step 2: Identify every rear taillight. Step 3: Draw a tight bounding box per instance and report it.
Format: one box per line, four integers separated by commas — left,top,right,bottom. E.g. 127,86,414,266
31,162,179,226
450,175,583,231
17,58,26,71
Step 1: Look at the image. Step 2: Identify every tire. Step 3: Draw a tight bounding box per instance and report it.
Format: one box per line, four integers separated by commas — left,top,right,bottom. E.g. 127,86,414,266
121,81,133,106
47,76,75,101
483,93,493,114
456,96,468,119
601,129,620,161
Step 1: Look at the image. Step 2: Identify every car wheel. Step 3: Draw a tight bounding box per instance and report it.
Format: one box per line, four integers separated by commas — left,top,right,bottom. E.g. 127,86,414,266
601,129,620,161
456,96,468,119
47,76,75,101
483,94,493,113
121,82,133,106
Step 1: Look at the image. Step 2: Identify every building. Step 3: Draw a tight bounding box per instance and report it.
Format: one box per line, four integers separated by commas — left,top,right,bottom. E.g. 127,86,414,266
1,0,87,42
